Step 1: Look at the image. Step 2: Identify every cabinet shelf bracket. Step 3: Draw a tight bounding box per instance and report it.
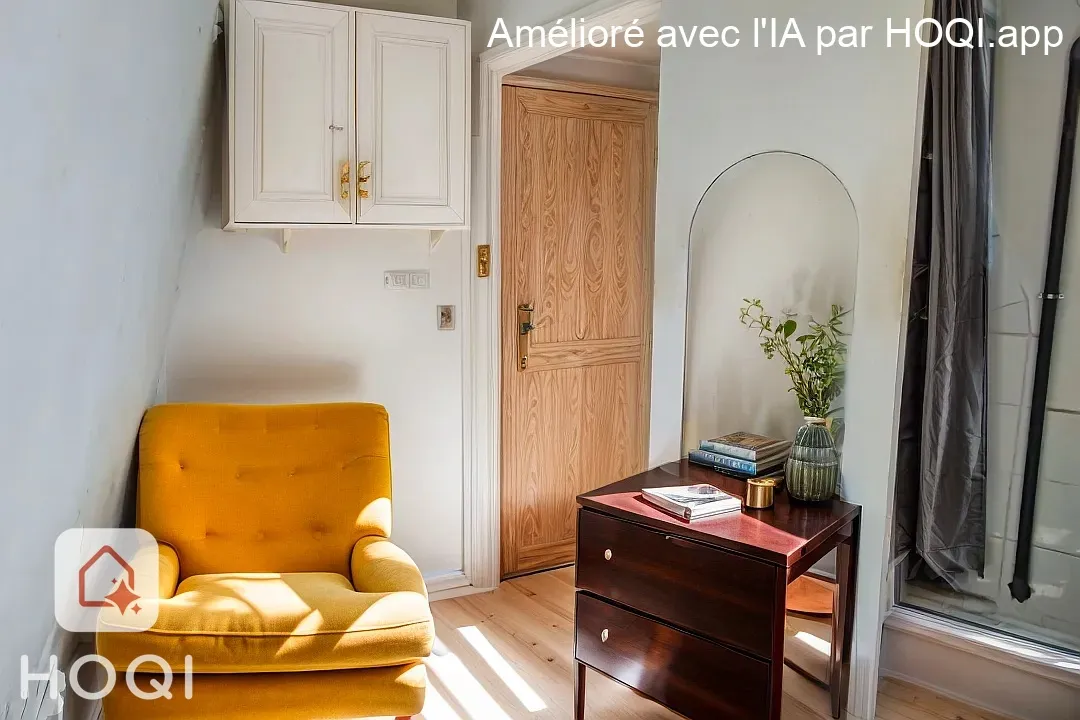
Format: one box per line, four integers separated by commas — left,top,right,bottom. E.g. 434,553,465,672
281,229,292,254
429,230,446,252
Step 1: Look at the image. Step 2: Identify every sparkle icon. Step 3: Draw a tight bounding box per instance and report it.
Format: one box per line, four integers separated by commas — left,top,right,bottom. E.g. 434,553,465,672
103,578,142,615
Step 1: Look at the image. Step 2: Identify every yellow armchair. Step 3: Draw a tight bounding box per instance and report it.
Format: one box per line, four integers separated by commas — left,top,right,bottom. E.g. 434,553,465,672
97,403,433,719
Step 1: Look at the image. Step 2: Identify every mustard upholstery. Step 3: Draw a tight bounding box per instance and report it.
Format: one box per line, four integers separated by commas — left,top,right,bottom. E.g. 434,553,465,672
137,403,393,578
97,403,431,719
98,571,433,672
102,664,427,720
155,543,181,599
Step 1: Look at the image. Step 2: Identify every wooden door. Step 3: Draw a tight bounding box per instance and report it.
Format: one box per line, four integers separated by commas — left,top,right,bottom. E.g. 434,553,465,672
500,83,657,578
230,0,353,225
356,13,468,225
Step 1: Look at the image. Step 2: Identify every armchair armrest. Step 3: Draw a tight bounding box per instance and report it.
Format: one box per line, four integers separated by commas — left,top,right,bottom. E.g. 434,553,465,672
156,542,180,599
350,537,427,597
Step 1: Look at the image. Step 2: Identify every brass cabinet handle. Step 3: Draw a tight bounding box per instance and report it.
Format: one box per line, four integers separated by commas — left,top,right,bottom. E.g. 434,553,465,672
601,629,609,643
604,549,612,561
357,161,371,199
340,162,350,201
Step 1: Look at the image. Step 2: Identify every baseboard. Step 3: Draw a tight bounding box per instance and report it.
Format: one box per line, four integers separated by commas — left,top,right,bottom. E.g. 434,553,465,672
423,570,472,600
881,668,1025,720
882,606,1080,720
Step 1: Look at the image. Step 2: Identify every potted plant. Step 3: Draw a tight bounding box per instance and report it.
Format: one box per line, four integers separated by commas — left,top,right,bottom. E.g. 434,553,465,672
739,299,849,502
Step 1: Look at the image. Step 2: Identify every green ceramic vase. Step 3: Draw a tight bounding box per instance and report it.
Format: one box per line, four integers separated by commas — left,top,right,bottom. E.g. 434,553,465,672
785,417,839,502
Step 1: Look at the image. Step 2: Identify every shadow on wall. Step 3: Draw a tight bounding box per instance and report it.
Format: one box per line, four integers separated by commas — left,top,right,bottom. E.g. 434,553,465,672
682,151,860,452
167,359,360,404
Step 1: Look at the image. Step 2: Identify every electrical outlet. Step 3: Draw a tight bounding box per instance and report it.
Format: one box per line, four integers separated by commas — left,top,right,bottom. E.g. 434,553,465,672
438,305,455,330
409,271,430,289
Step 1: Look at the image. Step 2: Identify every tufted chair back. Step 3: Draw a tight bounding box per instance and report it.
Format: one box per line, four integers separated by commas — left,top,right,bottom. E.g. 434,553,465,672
137,403,393,579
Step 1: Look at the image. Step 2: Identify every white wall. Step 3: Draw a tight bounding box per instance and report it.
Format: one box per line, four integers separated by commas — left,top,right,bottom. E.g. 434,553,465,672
0,0,220,713
164,228,466,577
652,2,927,717
460,0,595,55
164,0,466,581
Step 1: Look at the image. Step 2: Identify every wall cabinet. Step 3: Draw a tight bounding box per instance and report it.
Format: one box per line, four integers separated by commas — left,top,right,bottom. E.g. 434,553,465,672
226,0,469,230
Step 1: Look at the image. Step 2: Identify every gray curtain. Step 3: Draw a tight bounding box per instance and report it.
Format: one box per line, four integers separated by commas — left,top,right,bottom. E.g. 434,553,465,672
916,0,993,583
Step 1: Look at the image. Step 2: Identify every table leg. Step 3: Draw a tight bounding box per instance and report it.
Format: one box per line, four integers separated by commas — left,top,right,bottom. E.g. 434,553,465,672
831,516,860,719
574,661,586,719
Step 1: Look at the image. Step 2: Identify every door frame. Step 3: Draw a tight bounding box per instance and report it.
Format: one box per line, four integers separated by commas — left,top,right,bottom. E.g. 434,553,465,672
462,0,662,593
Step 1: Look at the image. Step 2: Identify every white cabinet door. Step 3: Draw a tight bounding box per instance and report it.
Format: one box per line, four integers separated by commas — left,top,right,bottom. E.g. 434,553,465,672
356,14,467,226
230,0,353,225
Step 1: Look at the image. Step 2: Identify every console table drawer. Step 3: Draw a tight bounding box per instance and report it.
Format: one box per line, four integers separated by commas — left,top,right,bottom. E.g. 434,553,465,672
576,508,778,658
576,592,771,720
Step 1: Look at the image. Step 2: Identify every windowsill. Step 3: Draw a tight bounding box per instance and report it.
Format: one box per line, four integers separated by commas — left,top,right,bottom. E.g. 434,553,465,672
885,605,1080,689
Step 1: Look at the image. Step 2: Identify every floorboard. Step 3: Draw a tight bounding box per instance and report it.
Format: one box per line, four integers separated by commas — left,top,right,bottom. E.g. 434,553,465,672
388,567,1017,720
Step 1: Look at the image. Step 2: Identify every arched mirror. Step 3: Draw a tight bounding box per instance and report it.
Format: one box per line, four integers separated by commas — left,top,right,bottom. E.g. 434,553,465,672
682,151,859,454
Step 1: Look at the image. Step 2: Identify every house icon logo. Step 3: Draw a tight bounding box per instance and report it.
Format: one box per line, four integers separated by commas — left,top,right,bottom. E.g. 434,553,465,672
79,545,142,615
55,529,160,633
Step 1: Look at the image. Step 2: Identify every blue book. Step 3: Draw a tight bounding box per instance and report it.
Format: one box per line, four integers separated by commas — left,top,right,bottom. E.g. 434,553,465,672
700,432,790,461
688,449,784,476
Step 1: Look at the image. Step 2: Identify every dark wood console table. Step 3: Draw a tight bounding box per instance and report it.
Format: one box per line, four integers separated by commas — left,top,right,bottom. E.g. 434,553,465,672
574,460,860,720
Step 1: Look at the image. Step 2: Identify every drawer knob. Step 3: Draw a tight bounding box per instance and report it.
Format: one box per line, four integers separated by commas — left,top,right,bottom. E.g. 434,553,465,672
604,549,612,561
601,629,609,643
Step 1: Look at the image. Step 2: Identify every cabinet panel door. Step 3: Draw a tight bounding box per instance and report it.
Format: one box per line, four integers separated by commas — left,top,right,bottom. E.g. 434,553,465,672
357,14,467,225
231,0,353,225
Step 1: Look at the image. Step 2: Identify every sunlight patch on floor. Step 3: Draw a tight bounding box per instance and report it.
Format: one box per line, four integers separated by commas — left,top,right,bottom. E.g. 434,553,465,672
458,625,547,712
794,630,831,657
426,635,513,720
418,683,462,720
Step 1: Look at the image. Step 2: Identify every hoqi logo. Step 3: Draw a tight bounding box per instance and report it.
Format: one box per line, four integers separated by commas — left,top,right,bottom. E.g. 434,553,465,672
54,529,160,632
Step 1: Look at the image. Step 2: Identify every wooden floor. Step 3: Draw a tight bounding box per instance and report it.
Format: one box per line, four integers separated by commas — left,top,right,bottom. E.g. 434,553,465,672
405,567,1014,720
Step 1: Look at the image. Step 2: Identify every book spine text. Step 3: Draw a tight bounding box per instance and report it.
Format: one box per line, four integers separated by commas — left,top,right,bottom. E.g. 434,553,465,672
689,449,759,474
699,441,756,460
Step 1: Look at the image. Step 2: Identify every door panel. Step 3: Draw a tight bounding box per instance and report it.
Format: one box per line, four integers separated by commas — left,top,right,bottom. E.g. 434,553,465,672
232,0,353,224
501,85,656,578
356,14,466,225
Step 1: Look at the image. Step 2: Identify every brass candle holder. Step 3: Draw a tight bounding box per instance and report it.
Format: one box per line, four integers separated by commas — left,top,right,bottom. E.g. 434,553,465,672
745,476,783,510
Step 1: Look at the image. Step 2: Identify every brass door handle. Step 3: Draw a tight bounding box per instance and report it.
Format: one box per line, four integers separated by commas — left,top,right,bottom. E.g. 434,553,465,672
340,162,350,201
357,161,371,199
517,303,539,370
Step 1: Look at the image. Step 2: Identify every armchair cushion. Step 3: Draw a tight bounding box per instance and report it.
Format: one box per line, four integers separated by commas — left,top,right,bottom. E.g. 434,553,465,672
97,567,433,673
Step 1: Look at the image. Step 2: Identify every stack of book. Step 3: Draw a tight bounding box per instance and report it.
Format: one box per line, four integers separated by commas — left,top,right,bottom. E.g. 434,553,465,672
688,431,791,478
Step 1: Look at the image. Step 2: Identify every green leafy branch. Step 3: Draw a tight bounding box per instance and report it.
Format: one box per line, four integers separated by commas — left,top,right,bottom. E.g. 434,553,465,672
739,299,849,419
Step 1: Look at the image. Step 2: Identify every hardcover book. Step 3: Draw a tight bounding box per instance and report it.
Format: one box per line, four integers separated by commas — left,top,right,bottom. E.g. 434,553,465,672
640,484,742,521
700,432,791,461
688,449,785,477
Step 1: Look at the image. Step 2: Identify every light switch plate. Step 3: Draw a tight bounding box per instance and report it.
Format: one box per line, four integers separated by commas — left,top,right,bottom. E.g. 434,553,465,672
384,271,409,290
384,270,429,290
